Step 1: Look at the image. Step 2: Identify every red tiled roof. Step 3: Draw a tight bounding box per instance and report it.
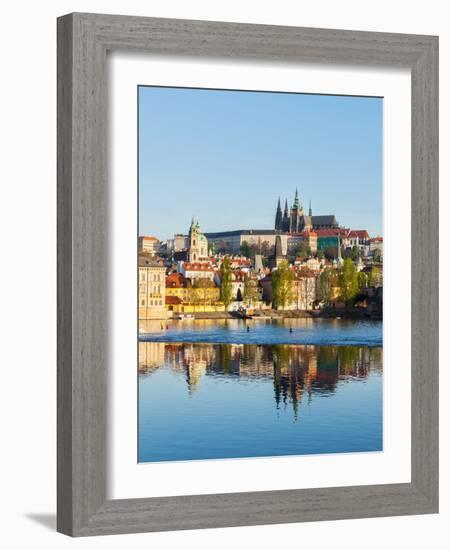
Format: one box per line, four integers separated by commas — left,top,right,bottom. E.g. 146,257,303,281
166,272,190,288
232,270,246,282
165,296,182,305
140,235,158,241
231,258,252,266
293,266,316,278
370,236,383,242
314,228,350,237
183,262,216,271
348,230,369,239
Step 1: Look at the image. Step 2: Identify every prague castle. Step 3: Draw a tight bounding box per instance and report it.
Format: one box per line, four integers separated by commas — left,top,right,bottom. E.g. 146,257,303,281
164,189,342,257
275,189,339,233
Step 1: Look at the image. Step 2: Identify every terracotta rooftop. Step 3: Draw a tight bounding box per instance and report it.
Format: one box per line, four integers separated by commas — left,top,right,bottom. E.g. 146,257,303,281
231,270,246,282
166,272,191,288
314,228,350,237
293,266,316,278
165,295,182,305
348,230,369,239
183,262,216,271
139,235,159,241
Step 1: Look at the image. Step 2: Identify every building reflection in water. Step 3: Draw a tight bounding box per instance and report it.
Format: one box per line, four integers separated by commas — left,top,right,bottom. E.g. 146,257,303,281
139,342,382,418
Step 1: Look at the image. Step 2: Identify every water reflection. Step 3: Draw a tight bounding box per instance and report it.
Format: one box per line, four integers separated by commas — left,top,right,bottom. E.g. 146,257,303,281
139,342,382,417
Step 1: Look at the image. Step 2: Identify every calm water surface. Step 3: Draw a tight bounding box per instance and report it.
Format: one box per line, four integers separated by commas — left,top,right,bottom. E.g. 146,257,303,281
139,317,382,346
139,319,382,462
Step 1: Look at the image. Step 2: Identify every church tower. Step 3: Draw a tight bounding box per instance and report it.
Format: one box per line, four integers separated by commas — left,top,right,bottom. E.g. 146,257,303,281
188,218,208,262
282,199,290,231
289,188,304,233
275,197,282,230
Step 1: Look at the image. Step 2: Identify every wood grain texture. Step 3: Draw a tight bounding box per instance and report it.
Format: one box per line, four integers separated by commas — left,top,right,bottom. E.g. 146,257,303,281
57,12,439,536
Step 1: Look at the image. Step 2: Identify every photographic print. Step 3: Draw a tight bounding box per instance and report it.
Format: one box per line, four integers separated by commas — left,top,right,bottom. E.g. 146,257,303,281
138,86,383,463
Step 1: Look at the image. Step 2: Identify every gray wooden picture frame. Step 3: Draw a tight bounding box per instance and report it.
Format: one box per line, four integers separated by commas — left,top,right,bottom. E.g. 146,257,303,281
57,12,438,537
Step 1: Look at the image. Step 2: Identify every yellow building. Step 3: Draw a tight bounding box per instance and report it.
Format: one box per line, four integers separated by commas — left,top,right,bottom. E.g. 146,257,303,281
139,257,167,320
165,271,220,312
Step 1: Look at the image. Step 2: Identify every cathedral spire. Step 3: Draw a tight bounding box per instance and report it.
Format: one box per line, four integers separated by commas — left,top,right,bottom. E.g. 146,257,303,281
275,197,283,230
308,200,312,217
293,188,300,208
284,199,289,216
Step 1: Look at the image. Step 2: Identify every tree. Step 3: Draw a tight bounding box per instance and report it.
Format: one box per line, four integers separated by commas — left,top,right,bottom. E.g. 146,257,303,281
236,288,243,301
351,245,361,262
219,256,233,310
193,277,214,289
193,277,215,310
293,241,311,259
260,240,273,257
368,265,382,288
357,271,368,289
217,240,229,254
372,249,382,263
317,267,335,305
190,287,202,311
338,258,358,306
324,246,338,260
317,249,325,260
243,274,259,305
239,241,251,258
271,261,295,309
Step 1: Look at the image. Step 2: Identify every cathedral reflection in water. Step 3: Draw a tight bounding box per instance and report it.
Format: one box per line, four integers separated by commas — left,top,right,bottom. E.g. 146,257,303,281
139,342,382,417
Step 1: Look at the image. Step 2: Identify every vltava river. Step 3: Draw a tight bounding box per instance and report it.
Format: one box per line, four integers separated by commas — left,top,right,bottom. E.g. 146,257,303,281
139,319,382,462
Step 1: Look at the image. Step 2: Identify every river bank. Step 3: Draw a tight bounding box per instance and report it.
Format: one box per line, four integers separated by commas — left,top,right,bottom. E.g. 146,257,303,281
185,308,381,321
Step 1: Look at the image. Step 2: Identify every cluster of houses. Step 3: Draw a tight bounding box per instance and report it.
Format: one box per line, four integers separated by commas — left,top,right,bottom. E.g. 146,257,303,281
138,218,383,320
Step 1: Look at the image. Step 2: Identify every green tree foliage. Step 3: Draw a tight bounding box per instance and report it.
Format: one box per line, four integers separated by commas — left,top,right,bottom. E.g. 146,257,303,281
368,265,382,287
260,240,272,257
271,261,295,309
219,256,233,310
351,245,361,261
243,274,259,305
239,241,251,258
372,250,382,262
193,277,214,288
192,277,215,310
338,258,358,306
317,267,335,304
357,271,368,289
293,241,311,259
247,240,274,258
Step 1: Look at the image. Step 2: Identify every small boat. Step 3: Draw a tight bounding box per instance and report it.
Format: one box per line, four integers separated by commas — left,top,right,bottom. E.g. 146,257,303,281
234,307,253,320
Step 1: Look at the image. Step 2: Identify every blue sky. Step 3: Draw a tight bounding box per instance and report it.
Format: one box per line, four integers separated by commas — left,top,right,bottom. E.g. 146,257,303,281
139,86,382,240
